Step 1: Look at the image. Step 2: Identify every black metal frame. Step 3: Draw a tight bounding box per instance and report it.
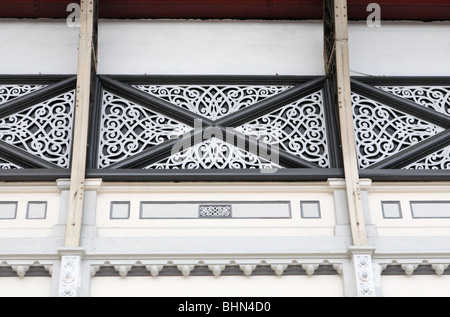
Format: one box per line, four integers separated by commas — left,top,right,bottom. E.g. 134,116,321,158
86,75,344,181
352,76,450,181
1,74,448,181
0,76,76,181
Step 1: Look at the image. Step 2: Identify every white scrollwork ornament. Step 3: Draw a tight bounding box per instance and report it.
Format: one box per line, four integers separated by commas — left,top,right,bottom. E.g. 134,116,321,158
377,86,450,117
352,93,444,169
98,91,192,168
146,138,282,170
0,85,47,105
236,91,330,168
134,85,292,120
404,146,450,170
0,91,75,168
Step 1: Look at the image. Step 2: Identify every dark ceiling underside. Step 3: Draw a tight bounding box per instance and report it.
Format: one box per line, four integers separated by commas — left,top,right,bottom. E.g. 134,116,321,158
0,0,449,20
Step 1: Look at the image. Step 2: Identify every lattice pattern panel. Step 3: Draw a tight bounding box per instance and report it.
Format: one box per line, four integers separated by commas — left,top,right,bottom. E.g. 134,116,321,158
352,93,444,169
0,85,47,105
98,90,192,168
92,76,340,177
0,90,76,168
133,85,292,120
404,146,450,170
146,138,282,170
377,86,450,117
235,90,330,168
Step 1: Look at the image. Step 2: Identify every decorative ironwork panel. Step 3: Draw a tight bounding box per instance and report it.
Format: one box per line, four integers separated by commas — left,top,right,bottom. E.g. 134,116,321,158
0,158,22,170
133,85,292,120
0,85,47,105
235,90,330,168
404,146,450,170
88,76,343,181
352,93,444,169
146,138,282,170
377,86,450,116
0,90,76,168
98,90,192,168
199,205,232,218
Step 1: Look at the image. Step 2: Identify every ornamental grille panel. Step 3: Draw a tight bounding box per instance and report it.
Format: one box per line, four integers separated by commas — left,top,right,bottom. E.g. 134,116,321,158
377,86,450,116
235,90,330,168
351,78,450,174
0,90,76,168
352,93,444,169
134,85,292,121
0,76,448,181
0,85,47,105
404,145,450,170
98,90,192,168
87,76,342,181
0,76,77,175
145,137,282,170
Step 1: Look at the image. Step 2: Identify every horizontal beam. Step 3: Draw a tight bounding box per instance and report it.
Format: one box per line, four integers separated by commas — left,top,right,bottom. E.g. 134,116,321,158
0,169,71,181
87,168,345,182
351,76,450,87
108,75,317,86
359,169,450,182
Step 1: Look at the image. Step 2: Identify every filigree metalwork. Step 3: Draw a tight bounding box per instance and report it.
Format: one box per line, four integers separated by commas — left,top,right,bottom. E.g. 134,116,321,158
404,146,450,170
199,205,232,218
0,85,47,105
133,85,292,120
235,91,330,168
352,93,444,169
377,86,450,116
98,91,192,168
0,91,75,168
0,158,22,170
146,138,282,170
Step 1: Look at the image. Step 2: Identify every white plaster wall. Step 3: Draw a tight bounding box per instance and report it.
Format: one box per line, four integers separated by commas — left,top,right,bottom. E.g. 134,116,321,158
0,184,62,238
0,277,52,297
95,182,336,238
366,183,450,237
1,19,449,77
349,21,450,76
0,19,79,74
98,20,325,75
382,275,450,297
91,275,343,297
